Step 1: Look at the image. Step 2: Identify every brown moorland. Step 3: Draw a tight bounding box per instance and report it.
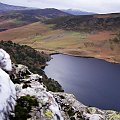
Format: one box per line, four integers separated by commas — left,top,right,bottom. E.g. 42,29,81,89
0,11,120,63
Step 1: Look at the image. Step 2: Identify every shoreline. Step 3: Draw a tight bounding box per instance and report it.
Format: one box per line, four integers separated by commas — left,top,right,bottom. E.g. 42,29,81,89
36,48,120,64
49,51,120,64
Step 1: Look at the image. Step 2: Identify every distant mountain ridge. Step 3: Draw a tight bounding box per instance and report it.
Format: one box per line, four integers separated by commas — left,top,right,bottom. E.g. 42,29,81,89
0,2,30,12
0,2,69,18
62,9,95,15
0,2,70,17
0,6,69,32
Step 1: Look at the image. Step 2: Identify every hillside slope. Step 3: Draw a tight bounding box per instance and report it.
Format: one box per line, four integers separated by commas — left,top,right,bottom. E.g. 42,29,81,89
0,41,63,92
0,9,69,31
44,13,120,32
0,21,119,63
0,12,120,63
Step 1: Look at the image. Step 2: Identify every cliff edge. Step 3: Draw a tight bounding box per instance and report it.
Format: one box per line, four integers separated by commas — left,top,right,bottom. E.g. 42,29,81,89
0,49,120,120
11,64,120,120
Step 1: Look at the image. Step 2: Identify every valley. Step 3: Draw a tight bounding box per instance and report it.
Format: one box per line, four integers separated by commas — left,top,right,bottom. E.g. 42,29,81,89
0,7,120,63
0,21,119,63
0,2,120,119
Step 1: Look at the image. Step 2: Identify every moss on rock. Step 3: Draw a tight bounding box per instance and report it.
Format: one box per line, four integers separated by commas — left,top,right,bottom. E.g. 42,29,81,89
10,95,38,120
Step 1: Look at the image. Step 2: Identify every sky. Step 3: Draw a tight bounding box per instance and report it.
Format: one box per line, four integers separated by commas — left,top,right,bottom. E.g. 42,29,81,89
1,0,120,14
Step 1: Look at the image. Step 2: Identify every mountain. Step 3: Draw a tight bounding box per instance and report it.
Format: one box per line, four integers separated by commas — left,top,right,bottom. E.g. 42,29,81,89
0,2,29,12
62,9,95,15
15,8,69,18
0,2,69,17
0,2,70,32
0,8,69,32
44,13,120,32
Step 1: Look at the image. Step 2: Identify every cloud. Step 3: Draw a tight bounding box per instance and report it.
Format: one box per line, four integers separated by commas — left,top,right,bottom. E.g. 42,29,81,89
1,0,120,13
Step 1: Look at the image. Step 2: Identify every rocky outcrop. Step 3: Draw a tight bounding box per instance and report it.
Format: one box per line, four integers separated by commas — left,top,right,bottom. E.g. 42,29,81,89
53,93,120,120
15,75,63,120
0,49,16,120
0,49,120,120
11,63,120,120
10,64,63,120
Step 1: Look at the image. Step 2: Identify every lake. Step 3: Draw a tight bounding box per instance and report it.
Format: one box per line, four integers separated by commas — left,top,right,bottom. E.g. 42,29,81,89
44,54,120,111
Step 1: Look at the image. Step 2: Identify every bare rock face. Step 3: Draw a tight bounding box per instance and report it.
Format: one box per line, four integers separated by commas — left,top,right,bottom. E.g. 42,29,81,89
0,49,120,120
53,93,120,120
12,64,120,120
16,79,63,120
0,49,16,120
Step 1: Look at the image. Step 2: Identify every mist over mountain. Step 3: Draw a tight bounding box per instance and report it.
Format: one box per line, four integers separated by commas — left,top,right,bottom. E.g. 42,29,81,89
0,2,95,16
62,9,96,15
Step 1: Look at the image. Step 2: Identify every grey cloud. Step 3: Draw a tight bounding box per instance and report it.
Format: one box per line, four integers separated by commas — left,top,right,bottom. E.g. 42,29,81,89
1,0,120,13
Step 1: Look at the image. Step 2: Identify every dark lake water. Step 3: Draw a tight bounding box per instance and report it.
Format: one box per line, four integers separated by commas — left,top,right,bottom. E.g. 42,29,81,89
44,54,120,111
